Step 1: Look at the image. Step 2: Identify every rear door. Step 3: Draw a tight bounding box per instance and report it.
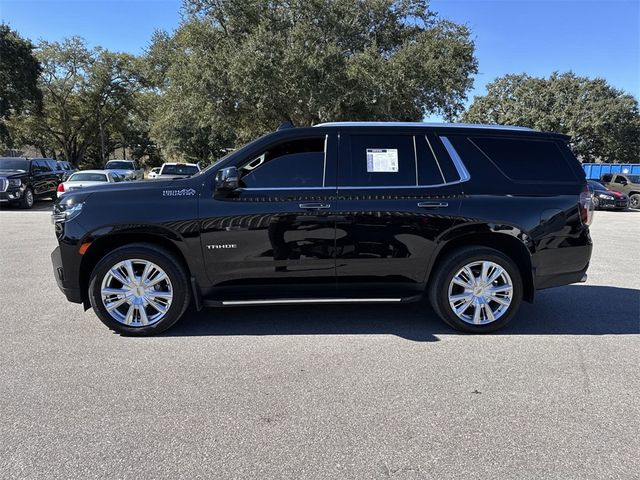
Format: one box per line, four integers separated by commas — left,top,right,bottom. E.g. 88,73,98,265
334,129,463,299
30,160,54,196
198,132,339,300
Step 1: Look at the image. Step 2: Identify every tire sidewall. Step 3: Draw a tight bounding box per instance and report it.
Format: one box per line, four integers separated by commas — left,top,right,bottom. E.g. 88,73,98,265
88,245,189,336
434,249,523,333
630,194,640,209
22,188,34,209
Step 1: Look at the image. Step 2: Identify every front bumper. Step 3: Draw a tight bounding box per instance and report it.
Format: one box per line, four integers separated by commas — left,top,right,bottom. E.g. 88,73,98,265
51,246,83,303
0,188,22,202
596,197,629,209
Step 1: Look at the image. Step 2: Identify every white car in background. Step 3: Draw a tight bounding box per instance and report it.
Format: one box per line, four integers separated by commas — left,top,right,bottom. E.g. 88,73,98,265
104,159,144,181
147,167,161,179
56,170,120,197
155,162,201,179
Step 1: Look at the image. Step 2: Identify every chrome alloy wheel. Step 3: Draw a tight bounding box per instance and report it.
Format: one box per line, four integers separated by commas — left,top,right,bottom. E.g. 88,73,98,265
447,260,513,325
100,259,173,327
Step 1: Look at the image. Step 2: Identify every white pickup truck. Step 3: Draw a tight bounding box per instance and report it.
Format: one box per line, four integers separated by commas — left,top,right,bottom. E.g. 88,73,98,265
155,162,201,179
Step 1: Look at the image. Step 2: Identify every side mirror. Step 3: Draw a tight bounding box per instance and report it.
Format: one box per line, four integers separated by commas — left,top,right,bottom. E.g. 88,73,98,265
215,166,239,193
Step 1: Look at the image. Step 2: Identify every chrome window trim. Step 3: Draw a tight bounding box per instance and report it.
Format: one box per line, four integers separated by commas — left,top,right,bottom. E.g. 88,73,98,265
239,181,466,191
322,134,328,187
439,136,471,182
412,136,419,186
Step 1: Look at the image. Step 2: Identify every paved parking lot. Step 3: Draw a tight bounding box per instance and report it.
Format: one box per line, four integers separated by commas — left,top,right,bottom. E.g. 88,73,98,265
0,201,638,479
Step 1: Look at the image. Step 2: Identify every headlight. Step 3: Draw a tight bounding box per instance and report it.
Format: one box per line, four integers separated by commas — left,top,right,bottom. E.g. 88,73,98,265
52,202,83,223
8,178,21,187
597,193,614,200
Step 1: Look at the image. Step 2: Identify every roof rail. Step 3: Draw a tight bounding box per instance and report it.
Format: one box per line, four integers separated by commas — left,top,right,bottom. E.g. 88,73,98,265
313,121,535,132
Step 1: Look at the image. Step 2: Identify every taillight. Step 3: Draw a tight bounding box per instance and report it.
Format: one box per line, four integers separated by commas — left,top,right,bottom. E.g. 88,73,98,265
579,184,593,225
57,183,65,193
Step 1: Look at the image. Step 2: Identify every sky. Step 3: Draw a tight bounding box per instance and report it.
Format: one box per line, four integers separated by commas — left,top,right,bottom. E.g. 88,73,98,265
1,0,638,121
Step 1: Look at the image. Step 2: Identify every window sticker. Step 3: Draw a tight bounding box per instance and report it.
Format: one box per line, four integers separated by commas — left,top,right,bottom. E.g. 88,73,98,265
366,148,399,173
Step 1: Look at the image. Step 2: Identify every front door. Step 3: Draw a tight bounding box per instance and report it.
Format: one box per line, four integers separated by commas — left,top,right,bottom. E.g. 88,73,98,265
334,130,464,298
198,133,338,300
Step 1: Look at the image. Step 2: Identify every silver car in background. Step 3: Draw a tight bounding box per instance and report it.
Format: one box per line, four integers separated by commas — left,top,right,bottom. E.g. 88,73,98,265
104,159,144,181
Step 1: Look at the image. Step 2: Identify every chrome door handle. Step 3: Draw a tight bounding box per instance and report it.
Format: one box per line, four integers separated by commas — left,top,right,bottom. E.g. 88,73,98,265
417,202,449,209
299,203,331,210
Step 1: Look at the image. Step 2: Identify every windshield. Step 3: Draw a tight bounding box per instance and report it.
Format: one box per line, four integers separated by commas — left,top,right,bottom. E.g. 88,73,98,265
69,172,108,182
0,158,29,171
161,164,200,175
105,161,134,170
588,181,607,192
626,175,640,183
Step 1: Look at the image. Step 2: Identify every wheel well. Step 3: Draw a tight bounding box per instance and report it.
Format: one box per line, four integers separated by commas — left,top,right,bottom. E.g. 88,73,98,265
79,233,191,306
429,232,535,303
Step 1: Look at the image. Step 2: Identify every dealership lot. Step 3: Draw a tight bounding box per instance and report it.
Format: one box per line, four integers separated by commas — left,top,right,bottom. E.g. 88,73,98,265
0,203,638,479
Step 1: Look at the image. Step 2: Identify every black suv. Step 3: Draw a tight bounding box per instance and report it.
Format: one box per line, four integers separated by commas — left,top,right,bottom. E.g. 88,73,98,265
51,122,593,335
0,157,61,208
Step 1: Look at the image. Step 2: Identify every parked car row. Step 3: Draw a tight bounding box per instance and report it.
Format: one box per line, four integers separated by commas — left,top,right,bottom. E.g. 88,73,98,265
0,157,74,208
0,157,148,208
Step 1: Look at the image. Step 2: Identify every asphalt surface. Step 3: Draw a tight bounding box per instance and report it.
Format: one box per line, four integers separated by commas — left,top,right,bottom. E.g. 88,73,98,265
0,201,638,479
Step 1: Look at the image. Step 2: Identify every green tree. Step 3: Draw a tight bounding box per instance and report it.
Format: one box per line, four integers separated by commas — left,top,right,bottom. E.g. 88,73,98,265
150,0,477,162
10,37,147,166
462,72,640,163
0,24,41,148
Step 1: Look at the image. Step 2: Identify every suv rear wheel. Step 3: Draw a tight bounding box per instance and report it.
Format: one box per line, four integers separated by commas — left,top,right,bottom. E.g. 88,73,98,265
429,246,523,333
88,244,190,335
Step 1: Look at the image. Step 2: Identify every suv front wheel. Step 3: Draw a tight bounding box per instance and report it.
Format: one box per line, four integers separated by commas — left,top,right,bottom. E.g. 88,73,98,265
88,244,190,335
429,246,523,333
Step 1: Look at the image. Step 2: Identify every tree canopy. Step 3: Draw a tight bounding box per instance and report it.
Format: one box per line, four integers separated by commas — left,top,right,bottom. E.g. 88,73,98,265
10,37,148,166
150,0,478,161
0,24,41,148
462,72,640,163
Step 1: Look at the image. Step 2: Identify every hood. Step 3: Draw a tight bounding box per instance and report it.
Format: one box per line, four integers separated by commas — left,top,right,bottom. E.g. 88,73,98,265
0,169,27,177
54,177,201,208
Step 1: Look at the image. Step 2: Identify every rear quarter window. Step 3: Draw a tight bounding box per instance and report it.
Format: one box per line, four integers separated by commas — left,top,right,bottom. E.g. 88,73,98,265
469,137,577,183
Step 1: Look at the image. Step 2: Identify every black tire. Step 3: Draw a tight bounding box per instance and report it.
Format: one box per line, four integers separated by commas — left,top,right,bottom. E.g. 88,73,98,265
428,246,523,333
88,243,190,336
629,194,640,210
20,187,34,209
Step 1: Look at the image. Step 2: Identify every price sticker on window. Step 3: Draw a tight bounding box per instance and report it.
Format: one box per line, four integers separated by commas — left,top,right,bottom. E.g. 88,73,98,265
366,149,399,173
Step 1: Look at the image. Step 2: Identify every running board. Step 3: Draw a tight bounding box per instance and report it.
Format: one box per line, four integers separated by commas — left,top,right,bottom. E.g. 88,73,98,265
201,297,408,308
222,298,402,306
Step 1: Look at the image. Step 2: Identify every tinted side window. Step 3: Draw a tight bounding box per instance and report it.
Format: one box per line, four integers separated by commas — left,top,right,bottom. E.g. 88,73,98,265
470,137,577,182
414,135,445,186
601,174,613,182
240,137,325,189
614,175,627,184
342,134,416,187
45,160,59,171
32,160,47,173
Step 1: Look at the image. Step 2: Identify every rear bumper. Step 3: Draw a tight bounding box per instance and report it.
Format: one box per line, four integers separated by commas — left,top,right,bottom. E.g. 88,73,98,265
51,246,83,303
533,227,592,291
535,264,590,290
